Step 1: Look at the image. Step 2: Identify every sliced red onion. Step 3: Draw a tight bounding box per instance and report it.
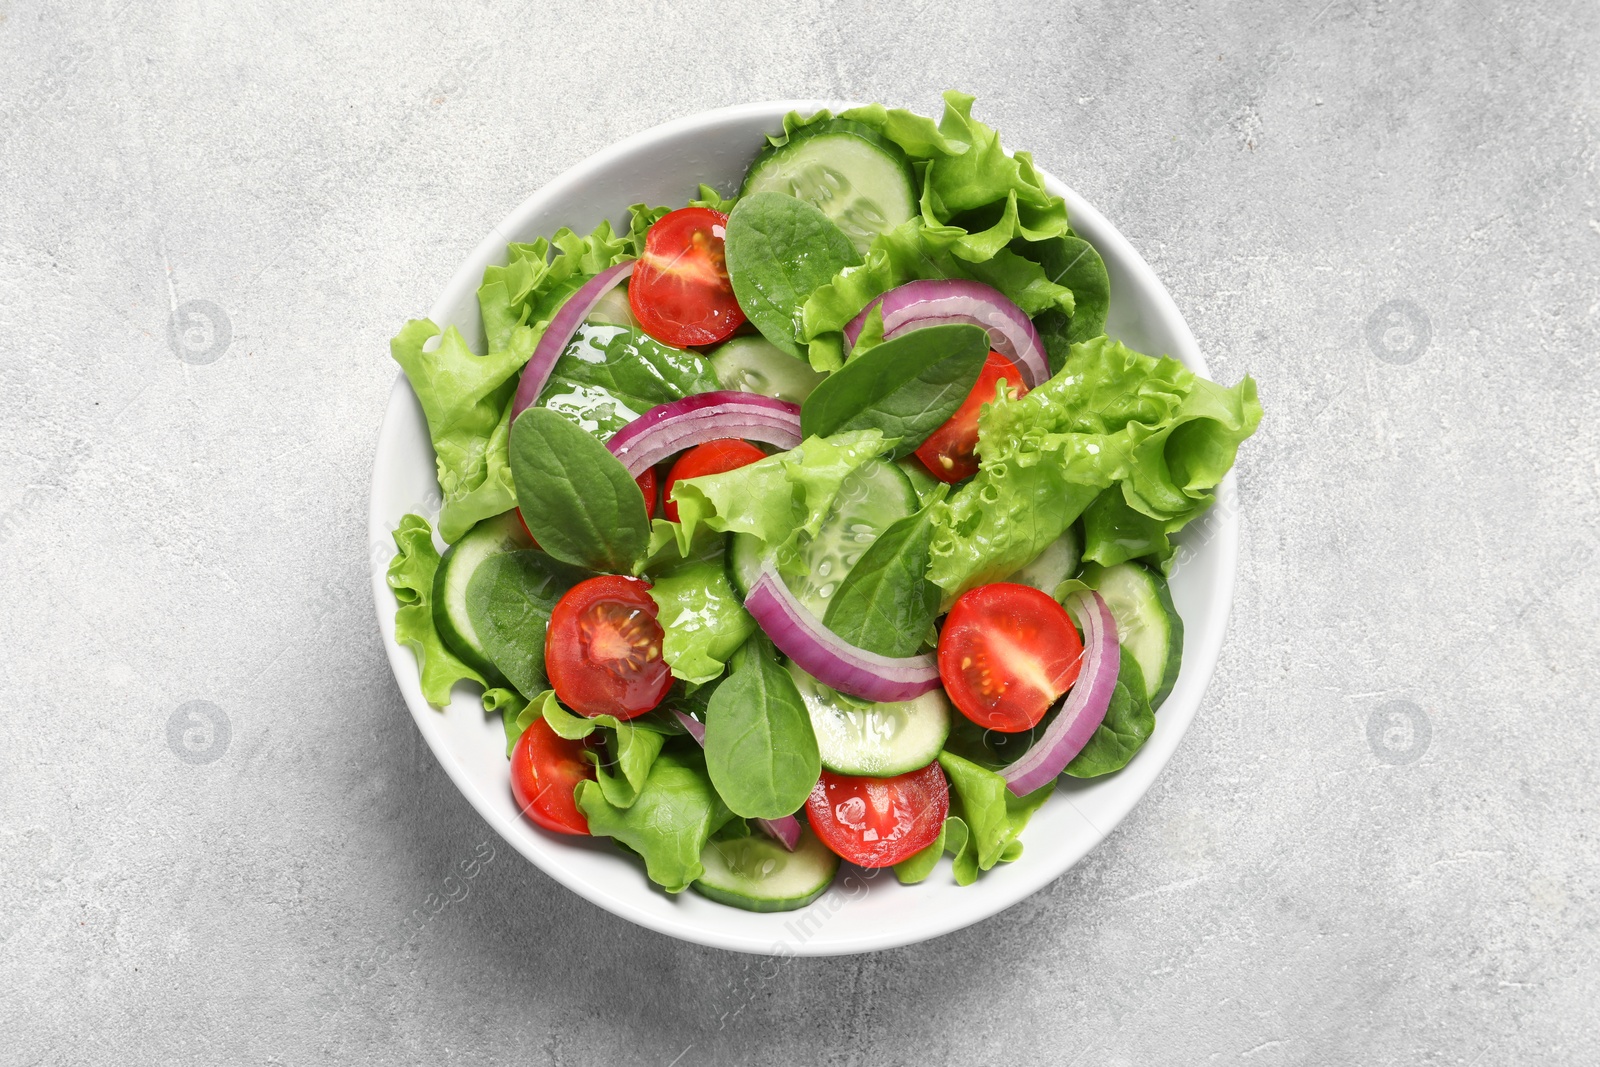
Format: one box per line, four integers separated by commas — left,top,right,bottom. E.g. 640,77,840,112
509,260,636,423
672,709,801,851
606,392,802,478
1000,591,1120,796
743,566,941,704
843,279,1048,387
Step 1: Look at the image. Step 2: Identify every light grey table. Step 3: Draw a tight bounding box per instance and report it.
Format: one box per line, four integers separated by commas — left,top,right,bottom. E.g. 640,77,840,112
4,1,1596,1063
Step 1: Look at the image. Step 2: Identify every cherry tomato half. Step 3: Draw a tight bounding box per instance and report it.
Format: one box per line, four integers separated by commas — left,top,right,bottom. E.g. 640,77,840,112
628,207,745,347
937,582,1085,733
805,763,950,868
546,575,672,720
663,439,767,523
519,467,656,544
914,351,1028,483
510,718,598,835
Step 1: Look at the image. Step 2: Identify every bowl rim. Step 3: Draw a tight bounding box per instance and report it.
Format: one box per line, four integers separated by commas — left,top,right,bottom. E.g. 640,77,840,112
369,99,1238,955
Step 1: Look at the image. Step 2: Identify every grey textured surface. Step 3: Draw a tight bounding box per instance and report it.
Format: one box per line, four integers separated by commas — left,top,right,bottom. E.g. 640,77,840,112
3,0,1597,1062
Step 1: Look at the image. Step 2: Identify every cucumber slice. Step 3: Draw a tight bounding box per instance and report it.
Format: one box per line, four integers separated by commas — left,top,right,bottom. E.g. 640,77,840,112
786,458,918,617
741,119,917,253
1012,527,1082,596
709,335,827,404
692,826,839,912
431,511,531,684
727,532,768,600
1094,562,1184,710
789,663,951,776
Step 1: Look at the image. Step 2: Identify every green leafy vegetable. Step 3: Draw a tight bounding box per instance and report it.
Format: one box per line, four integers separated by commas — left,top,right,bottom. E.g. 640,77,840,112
799,323,989,455
1015,234,1111,371
1079,488,1172,569
577,746,733,892
703,637,821,820
927,335,1261,601
488,687,536,756
390,321,529,543
464,550,591,697
538,322,720,441
800,218,1076,371
822,497,944,657
724,192,863,359
1064,653,1156,778
669,430,891,550
478,220,631,352
541,694,679,809
646,552,756,686
387,513,485,706
893,821,950,885
937,750,1055,884
508,407,650,573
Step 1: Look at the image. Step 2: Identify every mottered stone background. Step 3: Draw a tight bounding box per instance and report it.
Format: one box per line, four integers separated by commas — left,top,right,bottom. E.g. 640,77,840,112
3,1,1596,1063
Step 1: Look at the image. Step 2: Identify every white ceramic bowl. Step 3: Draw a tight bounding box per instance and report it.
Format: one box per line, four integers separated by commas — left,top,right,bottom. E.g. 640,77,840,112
369,101,1238,956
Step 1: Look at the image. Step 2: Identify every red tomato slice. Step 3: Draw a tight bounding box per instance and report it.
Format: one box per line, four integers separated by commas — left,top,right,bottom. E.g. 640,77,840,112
938,582,1084,733
662,439,766,523
805,763,949,868
509,718,598,835
628,207,745,347
914,350,1028,483
546,575,673,720
520,467,656,543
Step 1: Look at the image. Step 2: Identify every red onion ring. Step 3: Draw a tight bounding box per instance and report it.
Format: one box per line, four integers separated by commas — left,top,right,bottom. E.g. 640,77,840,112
843,279,1048,387
509,260,636,423
743,566,941,704
606,392,802,478
672,708,801,851
1000,591,1120,796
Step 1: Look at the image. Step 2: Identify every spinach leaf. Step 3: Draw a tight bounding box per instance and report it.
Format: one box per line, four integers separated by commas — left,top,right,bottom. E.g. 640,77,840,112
576,746,733,892
508,407,650,573
538,322,721,441
1014,234,1111,372
725,192,862,359
464,550,590,698
821,498,942,658
703,636,820,820
1064,653,1155,778
799,322,989,456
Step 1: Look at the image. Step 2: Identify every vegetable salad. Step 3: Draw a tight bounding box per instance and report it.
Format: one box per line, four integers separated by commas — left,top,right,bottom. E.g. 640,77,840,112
386,92,1261,911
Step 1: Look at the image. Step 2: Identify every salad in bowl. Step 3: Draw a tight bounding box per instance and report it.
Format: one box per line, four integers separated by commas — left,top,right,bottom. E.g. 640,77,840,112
382,93,1261,916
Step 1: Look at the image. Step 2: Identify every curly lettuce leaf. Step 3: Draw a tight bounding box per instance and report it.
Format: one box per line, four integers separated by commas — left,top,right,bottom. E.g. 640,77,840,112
646,548,756,686
801,218,1076,371
541,693,681,809
478,220,632,352
576,745,733,892
386,513,485,706
927,337,1261,600
391,321,531,543
668,429,891,550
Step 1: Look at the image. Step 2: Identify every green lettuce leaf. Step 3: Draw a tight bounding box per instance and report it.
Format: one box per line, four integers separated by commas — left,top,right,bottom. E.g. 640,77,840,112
386,513,485,706
927,336,1261,600
669,430,892,550
390,321,531,543
487,687,535,756
646,548,756,686
537,322,720,441
478,220,632,352
937,750,1055,885
576,745,733,893
540,693,681,809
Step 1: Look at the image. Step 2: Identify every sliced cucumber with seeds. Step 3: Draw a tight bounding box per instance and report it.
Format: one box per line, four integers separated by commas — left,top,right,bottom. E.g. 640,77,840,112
1094,561,1184,710
789,662,950,777
692,826,839,912
709,335,827,404
741,119,917,254
786,458,918,617
431,511,531,684
1012,527,1082,596
727,532,768,600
